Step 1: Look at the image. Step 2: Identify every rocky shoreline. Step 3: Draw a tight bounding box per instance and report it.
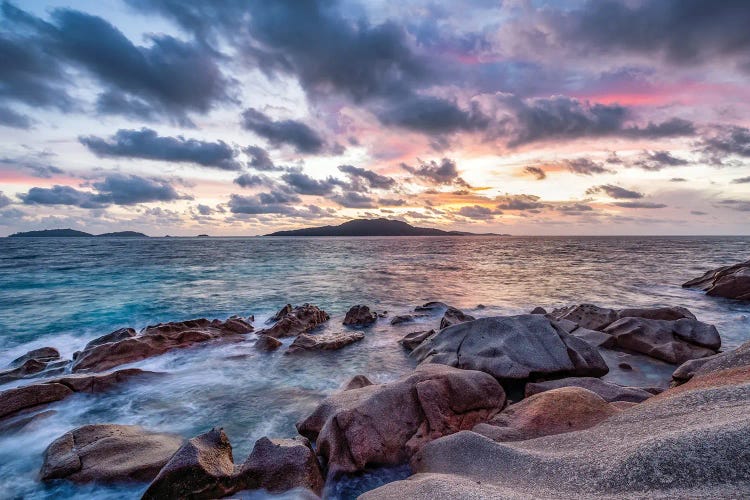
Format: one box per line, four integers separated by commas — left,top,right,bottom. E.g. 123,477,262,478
1,260,749,498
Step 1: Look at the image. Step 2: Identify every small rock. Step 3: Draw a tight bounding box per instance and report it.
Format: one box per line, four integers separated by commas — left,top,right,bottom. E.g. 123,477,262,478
341,375,374,391
254,335,282,352
399,330,435,351
257,304,329,338
8,347,61,368
343,305,377,326
439,307,475,329
618,362,633,370
390,314,428,325
286,331,364,354
530,307,547,315
414,302,450,312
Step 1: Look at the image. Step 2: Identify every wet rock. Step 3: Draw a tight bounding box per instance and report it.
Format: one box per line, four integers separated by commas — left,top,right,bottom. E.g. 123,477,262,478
673,339,750,384
0,409,57,434
399,330,434,351
616,306,696,322
0,358,49,384
236,436,324,495
83,328,137,350
53,368,157,393
343,305,377,326
473,387,620,442
550,304,618,331
9,347,61,367
0,383,72,420
341,375,373,391
285,331,364,354
603,317,720,364
530,306,547,315
683,259,750,301
364,363,750,499
72,317,253,372
296,363,506,476
270,304,293,323
525,377,654,403
411,315,608,384
40,424,184,483
390,314,428,325
143,428,235,500
257,304,329,338
414,301,450,312
618,362,633,370
254,335,282,352
439,307,475,329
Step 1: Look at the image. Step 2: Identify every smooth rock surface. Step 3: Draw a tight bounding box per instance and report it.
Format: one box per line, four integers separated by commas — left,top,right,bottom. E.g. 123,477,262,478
296,364,506,476
525,377,653,403
236,436,324,495
473,387,620,442
411,315,608,383
439,307,475,329
40,424,184,483
257,304,329,338
398,330,434,351
343,305,377,326
673,339,750,383
683,259,750,301
8,347,61,367
285,331,364,354
0,383,73,420
340,375,373,391
390,314,428,325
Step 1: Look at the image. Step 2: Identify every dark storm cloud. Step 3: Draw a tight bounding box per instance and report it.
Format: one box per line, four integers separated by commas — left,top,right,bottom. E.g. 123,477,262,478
732,176,750,184
523,166,546,180
586,184,644,199
280,171,341,196
0,106,32,128
495,194,545,211
241,108,325,154
18,174,182,208
80,128,242,171
612,201,667,209
498,96,696,147
401,158,469,186
376,96,488,134
329,191,377,209
633,150,689,171
3,3,233,123
564,158,614,176
337,165,395,190
553,0,750,68
244,145,281,171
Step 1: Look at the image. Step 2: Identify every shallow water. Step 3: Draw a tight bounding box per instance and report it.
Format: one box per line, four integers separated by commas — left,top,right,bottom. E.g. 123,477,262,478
0,236,749,499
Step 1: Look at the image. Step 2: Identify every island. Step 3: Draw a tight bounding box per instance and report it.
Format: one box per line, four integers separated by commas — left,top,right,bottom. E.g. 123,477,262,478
9,228,148,238
265,218,507,237
197,234,210,238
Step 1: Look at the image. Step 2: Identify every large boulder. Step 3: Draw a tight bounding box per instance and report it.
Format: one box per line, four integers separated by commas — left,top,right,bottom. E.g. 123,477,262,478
142,428,236,500
550,304,618,331
40,424,184,483
363,363,750,499
673,339,750,384
683,259,750,301
257,304,329,338
411,315,608,384
83,328,137,350
603,317,719,364
254,335,282,352
399,330,434,351
72,317,253,372
235,437,324,495
525,377,654,403
285,331,364,354
1,347,66,385
473,387,620,442
439,307,475,329
296,364,506,476
343,305,377,326
8,347,61,367
390,314,428,325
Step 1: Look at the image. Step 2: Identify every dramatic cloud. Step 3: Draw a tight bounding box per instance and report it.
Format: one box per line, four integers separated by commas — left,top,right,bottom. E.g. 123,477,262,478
0,106,32,128
557,203,594,214
496,194,545,210
0,191,12,208
233,173,270,188
401,158,469,186
457,205,499,220
19,174,181,208
700,126,750,164
376,96,488,134
329,191,377,208
241,108,325,154
633,151,689,171
612,201,667,209
244,145,280,171
80,128,242,170
337,165,395,190
280,171,340,196
564,158,614,176
586,184,644,199
523,166,546,180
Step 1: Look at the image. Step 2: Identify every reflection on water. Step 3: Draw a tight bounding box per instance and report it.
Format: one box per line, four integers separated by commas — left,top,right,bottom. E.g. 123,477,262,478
0,236,749,498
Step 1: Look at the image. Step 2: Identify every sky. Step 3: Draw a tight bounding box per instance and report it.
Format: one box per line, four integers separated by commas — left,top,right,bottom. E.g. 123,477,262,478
0,0,749,236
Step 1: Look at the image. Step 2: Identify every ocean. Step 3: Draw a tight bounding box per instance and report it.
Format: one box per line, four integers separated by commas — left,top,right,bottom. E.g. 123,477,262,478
1,236,749,499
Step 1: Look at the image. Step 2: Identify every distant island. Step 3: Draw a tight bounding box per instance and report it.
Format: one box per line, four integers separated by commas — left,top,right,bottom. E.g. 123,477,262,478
265,218,507,237
197,234,210,238
9,229,149,238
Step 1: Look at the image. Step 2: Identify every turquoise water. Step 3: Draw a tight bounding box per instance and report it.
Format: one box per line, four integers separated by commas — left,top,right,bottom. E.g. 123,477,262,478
1,236,749,499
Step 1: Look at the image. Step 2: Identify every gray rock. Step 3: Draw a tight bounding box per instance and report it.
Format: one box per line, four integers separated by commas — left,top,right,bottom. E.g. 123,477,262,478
390,314,428,325
285,331,364,354
550,304,618,331
343,305,377,326
673,339,750,384
616,306,696,322
683,259,750,301
340,375,373,391
525,377,654,403
603,317,719,364
364,367,750,499
411,315,608,383
296,364,506,476
236,436,324,495
142,428,236,500
40,424,184,483
530,307,547,315
257,304,329,338
399,330,435,351
414,301,450,312
439,307,475,329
